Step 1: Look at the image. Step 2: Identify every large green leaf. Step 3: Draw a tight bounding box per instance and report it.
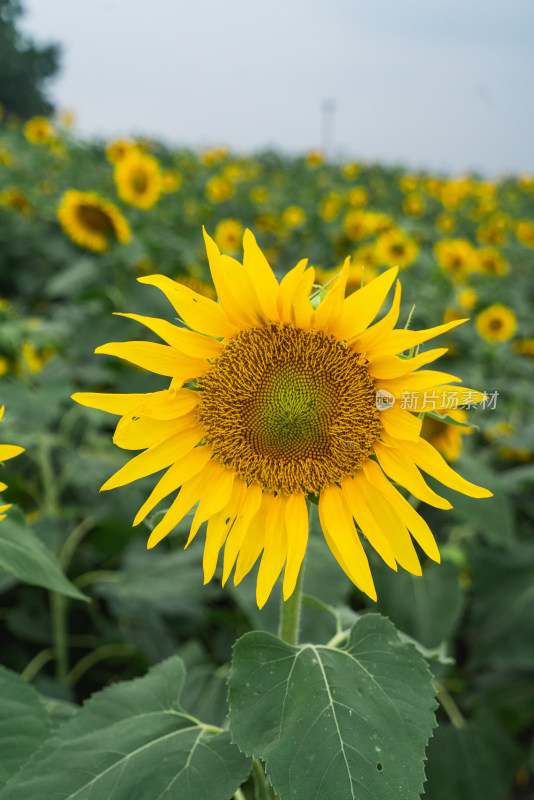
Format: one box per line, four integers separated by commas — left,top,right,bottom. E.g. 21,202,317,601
0,656,250,800
0,514,86,600
228,614,436,800
424,717,520,800
0,666,51,789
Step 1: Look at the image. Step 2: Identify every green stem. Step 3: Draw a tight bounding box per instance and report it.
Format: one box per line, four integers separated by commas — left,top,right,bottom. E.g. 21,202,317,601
252,758,270,800
21,648,55,681
433,679,467,729
51,591,68,684
278,561,304,645
37,435,59,517
233,790,246,800
65,644,135,688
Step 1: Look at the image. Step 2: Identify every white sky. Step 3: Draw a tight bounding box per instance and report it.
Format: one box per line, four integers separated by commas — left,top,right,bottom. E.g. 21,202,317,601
20,0,534,176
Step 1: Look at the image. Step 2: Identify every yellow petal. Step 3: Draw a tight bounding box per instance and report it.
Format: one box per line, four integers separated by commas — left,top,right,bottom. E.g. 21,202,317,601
102,427,202,491
72,391,162,416
380,406,422,442
291,268,315,330
283,493,309,600
203,479,247,584
133,443,212,525
125,388,198,421
313,257,350,333
223,482,263,585
374,442,452,509
147,460,219,548
351,280,401,351
114,313,223,358
336,267,398,340
233,493,270,585
401,438,493,499
371,317,467,357
112,411,196,450
138,274,237,338
0,482,7,492
341,476,397,570
242,229,279,320
277,259,308,324
353,472,422,576
410,385,487,412
368,348,448,380
203,230,261,327
0,445,25,461
362,459,440,562
188,465,235,542
256,495,288,609
375,370,461,399
318,484,377,600
96,341,208,380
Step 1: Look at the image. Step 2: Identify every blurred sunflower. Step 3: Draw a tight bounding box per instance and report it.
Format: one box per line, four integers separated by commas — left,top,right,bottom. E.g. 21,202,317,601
0,406,24,522
281,206,306,229
347,187,369,208
106,139,138,163
74,229,491,608
434,239,477,282
161,171,182,193
215,219,243,254
343,210,374,242
319,193,342,222
402,193,424,216
477,247,509,276
24,117,54,144
515,220,534,248
115,151,163,209
476,304,517,343
513,339,534,358
0,188,31,215
205,175,234,203
435,213,457,235
420,409,473,462
374,228,419,269
457,288,477,311
476,213,508,246
58,190,131,252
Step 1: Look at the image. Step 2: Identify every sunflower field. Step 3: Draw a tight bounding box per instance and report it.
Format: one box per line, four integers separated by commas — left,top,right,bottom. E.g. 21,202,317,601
0,111,533,800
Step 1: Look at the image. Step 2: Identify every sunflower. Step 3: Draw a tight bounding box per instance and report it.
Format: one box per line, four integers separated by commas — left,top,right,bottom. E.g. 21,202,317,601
457,288,477,311
374,228,419,269
58,190,131,252
476,304,517,343
24,117,54,144
434,239,477,282
73,229,491,608
0,188,31,215
0,406,24,522
420,409,472,462
515,220,534,248
402,193,424,216
114,151,163,209
477,247,509,276
281,206,306,229
105,139,138,164
215,219,243,254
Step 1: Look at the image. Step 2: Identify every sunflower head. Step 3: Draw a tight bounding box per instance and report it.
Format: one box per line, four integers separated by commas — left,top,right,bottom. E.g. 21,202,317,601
0,406,24,521
58,190,131,252
24,117,54,144
374,229,419,269
434,238,477,282
476,304,517,343
114,151,163,209
73,228,491,608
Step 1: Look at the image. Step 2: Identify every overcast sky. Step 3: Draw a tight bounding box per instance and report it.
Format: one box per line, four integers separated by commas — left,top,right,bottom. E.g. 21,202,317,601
21,0,534,176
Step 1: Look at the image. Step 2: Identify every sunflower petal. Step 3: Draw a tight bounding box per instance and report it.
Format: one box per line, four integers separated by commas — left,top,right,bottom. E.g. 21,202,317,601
283,493,309,599
95,341,208,379
242,229,279,320
223,482,263,585
375,441,452,509
0,444,25,461
336,267,398,340
319,484,376,600
256,495,288,609
188,465,235,541
351,280,402,351
114,313,223,358
401,438,493,499
380,406,422,442
341,476,397,570
138,274,237,338
368,348,448,380
371,318,467,356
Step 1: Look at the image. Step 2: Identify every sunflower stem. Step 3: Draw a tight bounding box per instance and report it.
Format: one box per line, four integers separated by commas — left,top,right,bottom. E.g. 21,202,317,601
278,561,305,646
252,758,270,800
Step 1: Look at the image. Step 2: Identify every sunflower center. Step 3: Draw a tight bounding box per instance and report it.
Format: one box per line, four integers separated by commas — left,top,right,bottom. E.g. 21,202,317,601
76,204,114,233
196,324,382,494
131,169,148,194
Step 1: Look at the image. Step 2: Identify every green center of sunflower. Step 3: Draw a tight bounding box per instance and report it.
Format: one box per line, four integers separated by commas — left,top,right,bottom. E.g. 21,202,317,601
196,324,382,494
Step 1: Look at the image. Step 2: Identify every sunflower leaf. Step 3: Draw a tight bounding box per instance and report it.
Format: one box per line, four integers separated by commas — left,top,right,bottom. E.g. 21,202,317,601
0,666,51,789
228,613,437,800
421,409,477,429
0,512,87,600
0,656,250,800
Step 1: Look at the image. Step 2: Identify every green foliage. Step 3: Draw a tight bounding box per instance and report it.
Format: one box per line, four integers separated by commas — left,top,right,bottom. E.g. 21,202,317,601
0,0,61,119
228,615,437,799
0,657,250,800
0,511,86,600
0,665,50,788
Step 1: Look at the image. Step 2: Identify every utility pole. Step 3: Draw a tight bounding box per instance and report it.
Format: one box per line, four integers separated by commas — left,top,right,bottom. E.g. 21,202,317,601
321,98,336,158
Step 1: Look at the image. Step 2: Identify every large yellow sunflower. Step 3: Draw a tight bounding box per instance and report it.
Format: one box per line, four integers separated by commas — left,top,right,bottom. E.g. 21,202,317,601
73,230,491,607
0,406,24,521
114,151,163,209
58,190,131,253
